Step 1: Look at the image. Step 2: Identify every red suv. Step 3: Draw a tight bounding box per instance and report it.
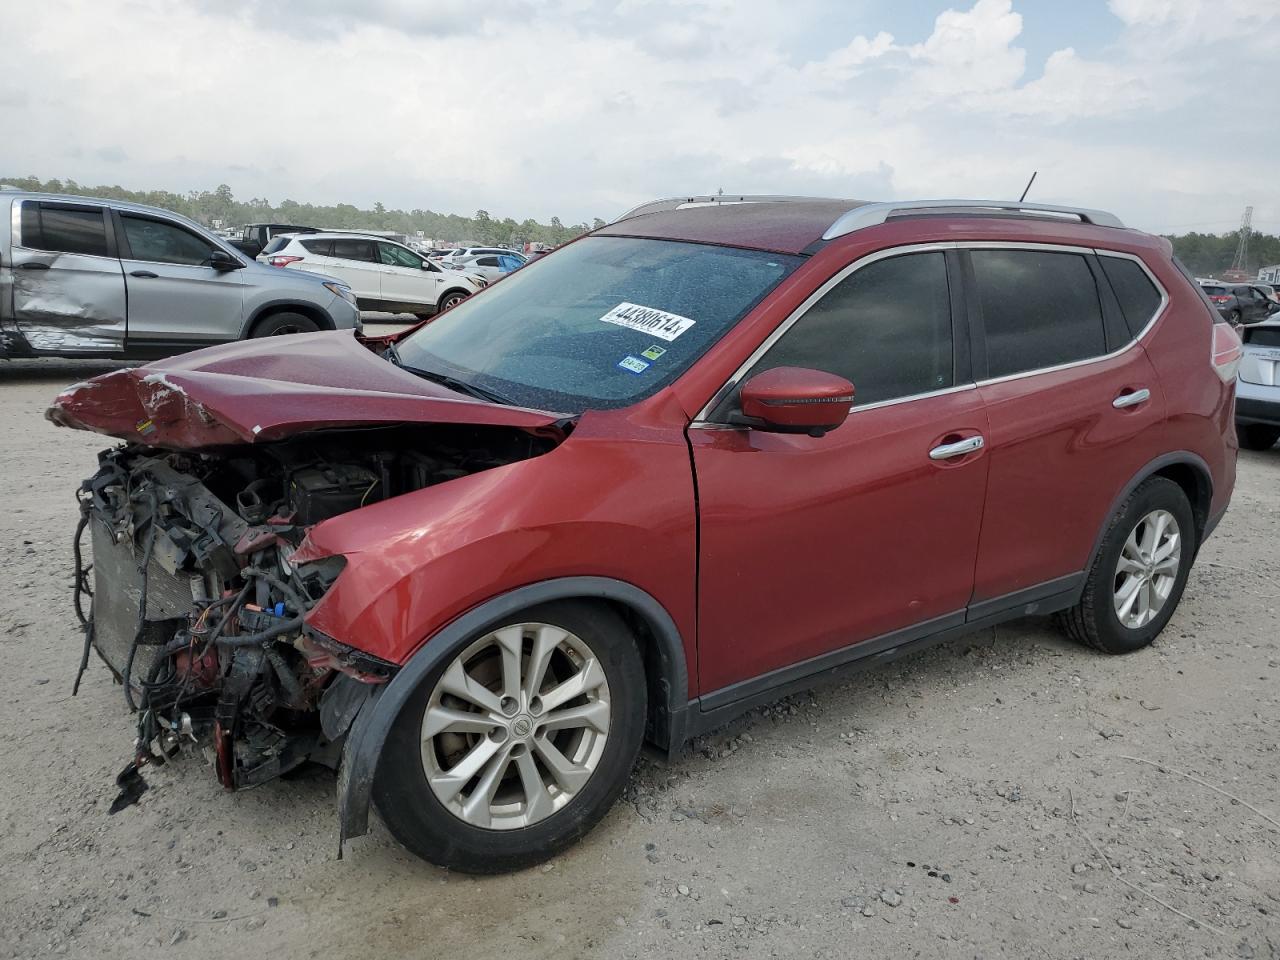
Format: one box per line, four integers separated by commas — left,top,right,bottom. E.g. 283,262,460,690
50,197,1241,873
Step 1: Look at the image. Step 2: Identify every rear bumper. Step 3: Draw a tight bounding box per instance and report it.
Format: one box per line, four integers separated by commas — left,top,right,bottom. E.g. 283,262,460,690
1235,394,1280,428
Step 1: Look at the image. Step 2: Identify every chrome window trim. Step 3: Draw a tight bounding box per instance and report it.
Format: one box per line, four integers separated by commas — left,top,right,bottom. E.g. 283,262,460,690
692,240,1169,425
971,245,1169,388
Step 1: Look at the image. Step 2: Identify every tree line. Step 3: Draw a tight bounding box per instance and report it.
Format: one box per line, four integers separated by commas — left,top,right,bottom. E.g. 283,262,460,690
3,176,1277,273
0,177,604,247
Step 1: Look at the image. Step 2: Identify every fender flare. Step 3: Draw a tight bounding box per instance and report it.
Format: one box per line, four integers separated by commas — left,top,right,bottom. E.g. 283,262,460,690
238,298,337,339
336,576,691,843
1084,450,1214,575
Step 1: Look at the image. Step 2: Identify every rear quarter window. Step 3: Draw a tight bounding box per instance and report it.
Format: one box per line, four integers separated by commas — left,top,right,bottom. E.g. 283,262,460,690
1098,255,1163,338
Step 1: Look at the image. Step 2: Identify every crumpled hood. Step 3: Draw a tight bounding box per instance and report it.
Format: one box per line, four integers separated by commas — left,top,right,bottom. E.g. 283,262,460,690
46,330,570,448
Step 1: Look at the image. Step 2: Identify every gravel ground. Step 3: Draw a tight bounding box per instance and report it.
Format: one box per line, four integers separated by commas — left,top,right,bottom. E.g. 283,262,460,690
1,354,1278,960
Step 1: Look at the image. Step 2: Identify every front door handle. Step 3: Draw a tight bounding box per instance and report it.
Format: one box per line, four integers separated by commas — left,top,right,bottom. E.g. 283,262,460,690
129,270,159,279
929,435,984,460
18,262,50,270
1112,387,1150,409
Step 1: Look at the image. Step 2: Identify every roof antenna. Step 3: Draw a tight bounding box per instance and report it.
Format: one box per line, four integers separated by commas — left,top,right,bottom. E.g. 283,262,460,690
1018,171,1037,204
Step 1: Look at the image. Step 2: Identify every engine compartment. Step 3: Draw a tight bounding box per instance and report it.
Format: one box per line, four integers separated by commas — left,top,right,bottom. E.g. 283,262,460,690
75,422,558,808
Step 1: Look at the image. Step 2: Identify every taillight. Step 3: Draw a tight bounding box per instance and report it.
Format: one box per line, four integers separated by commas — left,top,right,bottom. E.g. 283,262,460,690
268,255,303,267
1208,295,1231,303
1211,322,1242,382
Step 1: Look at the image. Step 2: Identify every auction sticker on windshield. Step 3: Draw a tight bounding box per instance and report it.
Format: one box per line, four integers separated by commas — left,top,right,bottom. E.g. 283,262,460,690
600,303,695,342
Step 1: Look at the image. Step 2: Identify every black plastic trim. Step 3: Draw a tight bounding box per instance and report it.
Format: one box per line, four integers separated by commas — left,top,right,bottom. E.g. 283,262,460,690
967,572,1084,621
1235,397,1280,427
336,576,691,843
1084,451,1213,568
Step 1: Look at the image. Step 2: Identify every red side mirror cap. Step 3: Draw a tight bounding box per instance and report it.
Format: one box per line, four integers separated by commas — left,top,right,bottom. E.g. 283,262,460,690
739,366,855,435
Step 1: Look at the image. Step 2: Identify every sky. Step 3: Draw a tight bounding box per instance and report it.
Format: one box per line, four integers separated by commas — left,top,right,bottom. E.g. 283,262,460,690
2,0,1277,234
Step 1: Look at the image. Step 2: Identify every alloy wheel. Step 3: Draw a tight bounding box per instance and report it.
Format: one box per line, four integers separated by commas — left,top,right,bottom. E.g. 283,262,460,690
420,622,611,830
1113,508,1181,629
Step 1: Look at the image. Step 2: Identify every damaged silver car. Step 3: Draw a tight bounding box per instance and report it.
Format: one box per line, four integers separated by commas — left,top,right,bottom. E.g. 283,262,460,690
1,191,360,359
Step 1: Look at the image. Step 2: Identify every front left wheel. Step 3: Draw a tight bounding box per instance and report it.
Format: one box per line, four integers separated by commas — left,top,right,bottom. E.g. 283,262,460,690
372,602,646,873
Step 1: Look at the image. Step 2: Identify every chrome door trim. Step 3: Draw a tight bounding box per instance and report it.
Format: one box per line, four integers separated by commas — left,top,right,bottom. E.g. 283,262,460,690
692,240,1172,425
1112,387,1151,408
929,435,985,460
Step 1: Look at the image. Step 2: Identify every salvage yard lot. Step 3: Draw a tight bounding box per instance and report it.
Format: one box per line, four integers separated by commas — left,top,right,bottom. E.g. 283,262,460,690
1,358,1278,960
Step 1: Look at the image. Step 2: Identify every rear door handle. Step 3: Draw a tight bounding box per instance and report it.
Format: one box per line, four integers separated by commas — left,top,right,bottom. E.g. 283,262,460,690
1112,387,1150,409
929,435,984,460
18,262,50,270
129,270,159,279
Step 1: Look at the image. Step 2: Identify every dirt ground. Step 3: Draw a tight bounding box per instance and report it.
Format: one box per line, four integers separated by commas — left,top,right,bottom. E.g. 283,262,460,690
1,352,1277,960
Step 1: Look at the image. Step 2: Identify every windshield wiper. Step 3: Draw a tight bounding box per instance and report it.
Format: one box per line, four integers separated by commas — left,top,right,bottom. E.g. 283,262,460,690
402,365,511,406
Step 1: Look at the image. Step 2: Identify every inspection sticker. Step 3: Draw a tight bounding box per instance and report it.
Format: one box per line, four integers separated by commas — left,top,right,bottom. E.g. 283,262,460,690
641,344,667,361
617,355,651,374
600,302,695,342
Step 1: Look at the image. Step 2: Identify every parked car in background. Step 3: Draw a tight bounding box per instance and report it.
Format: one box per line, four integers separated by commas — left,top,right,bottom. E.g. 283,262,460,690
1249,282,1278,303
451,251,527,282
50,195,1239,873
258,232,485,317
441,246,522,263
0,192,359,359
1236,316,1280,450
1201,282,1276,324
229,222,321,258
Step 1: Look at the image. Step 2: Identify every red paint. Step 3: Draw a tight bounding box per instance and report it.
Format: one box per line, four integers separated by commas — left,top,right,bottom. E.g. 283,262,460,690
46,331,567,448
50,209,1237,708
739,366,855,431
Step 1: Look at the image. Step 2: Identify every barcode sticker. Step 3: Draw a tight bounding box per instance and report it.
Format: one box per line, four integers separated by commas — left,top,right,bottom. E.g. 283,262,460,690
599,302,695,342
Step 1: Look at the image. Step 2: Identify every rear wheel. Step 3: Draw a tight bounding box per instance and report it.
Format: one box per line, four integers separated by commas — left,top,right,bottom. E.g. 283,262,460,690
373,602,645,873
1056,477,1195,654
250,311,320,337
1237,424,1280,451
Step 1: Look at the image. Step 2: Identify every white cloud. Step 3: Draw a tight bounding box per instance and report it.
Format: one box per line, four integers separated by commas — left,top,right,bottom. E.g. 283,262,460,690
0,0,1277,234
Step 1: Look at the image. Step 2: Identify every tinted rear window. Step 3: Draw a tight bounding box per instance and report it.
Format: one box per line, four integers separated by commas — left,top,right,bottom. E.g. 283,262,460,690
1098,255,1162,338
300,238,333,255
1201,285,1226,295
971,249,1107,378
261,236,293,255
331,238,376,262
20,203,109,257
1244,327,1280,347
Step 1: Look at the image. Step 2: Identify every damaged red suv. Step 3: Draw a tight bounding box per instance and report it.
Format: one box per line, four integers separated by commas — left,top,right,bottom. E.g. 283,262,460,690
50,197,1240,873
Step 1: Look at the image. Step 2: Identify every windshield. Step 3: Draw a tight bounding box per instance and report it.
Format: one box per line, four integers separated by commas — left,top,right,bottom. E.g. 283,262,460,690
395,236,803,412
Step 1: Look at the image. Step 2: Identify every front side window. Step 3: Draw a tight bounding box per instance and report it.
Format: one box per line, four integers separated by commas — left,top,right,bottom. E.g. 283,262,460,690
395,236,802,412
331,238,376,262
739,251,954,407
378,242,423,268
121,215,215,266
20,203,109,257
970,249,1106,379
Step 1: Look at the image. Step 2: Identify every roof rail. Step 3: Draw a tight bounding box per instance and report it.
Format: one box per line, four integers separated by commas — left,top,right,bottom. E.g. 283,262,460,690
614,195,816,223
823,199,1124,239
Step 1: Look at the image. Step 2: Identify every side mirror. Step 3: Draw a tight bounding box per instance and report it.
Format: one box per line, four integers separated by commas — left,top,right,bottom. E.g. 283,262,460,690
209,250,243,272
738,366,855,436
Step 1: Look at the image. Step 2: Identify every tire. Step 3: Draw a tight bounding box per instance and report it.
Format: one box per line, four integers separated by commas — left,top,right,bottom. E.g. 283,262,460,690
1237,424,1280,451
438,289,470,312
373,601,646,873
250,311,320,337
1056,476,1196,655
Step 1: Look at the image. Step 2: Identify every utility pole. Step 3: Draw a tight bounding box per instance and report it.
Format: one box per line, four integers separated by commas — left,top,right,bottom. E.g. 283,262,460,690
1229,206,1253,277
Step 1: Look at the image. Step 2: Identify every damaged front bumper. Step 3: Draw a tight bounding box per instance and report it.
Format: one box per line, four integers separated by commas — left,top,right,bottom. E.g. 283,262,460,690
75,447,396,810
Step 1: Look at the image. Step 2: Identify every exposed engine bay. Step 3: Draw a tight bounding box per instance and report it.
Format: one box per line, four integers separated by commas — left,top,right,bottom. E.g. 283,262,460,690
73,423,557,811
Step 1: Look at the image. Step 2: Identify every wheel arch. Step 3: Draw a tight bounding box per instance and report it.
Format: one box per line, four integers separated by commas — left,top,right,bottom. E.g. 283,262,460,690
240,299,335,338
1086,451,1213,574
336,576,691,845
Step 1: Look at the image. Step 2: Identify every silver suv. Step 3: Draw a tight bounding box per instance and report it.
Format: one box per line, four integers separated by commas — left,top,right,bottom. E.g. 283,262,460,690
1236,317,1280,450
0,192,360,360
